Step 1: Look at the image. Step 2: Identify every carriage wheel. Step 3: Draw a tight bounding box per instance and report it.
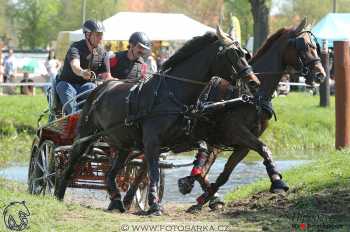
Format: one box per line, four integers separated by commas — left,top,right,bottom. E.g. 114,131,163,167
28,140,56,196
133,166,165,212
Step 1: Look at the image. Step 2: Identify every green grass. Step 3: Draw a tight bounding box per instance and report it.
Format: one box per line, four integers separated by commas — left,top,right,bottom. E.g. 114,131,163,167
0,178,136,231
263,93,335,156
224,149,350,231
0,95,47,136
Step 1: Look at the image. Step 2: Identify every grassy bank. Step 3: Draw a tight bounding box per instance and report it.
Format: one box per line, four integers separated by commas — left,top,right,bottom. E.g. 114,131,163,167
0,92,335,167
1,150,349,231
225,149,350,231
0,95,46,167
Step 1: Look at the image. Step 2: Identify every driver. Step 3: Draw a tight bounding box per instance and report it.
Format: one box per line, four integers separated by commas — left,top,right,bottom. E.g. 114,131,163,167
56,19,112,115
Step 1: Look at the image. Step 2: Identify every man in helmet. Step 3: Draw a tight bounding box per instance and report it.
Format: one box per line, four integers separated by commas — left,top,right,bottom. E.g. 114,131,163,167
56,19,112,115
109,32,151,80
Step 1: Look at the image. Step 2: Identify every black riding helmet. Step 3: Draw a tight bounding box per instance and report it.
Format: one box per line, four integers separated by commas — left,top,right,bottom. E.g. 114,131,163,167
129,32,151,50
82,19,104,33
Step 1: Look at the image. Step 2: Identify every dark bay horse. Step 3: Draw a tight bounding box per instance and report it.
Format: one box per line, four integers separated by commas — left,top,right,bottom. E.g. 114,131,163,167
177,19,326,211
54,27,260,215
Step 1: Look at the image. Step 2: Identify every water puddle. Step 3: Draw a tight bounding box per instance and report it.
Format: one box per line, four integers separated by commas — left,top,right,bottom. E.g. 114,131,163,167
0,156,308,205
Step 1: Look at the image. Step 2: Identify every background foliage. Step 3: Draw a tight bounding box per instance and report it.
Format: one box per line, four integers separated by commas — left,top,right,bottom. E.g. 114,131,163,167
1,0,350,49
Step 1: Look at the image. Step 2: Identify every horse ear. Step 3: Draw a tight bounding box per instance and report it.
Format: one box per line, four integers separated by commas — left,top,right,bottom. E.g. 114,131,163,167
216,25,232,45
295,17,307,33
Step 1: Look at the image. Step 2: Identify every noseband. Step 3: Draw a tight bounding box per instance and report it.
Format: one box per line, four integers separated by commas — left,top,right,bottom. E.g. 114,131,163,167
288,31,321,78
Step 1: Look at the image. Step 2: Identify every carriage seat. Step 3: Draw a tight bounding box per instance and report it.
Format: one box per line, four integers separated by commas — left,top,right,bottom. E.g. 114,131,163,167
47,75,63,120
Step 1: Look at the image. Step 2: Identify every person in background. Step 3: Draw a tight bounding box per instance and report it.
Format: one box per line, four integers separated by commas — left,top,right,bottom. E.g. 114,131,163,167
45,50,61,82
3,48,17,83
56,19,112,115
104,42,114,58
109,32,151,80
20,72,34,95
0,62,3,95
144,51,157,73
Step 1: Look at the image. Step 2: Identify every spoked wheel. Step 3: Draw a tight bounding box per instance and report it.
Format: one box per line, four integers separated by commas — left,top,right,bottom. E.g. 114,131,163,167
28,140,56,196
133,166,165,212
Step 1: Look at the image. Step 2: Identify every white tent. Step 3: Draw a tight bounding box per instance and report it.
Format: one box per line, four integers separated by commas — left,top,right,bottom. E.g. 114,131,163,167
70,12,215,41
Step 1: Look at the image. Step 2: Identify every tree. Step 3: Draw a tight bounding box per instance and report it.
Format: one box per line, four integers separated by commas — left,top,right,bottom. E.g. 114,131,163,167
7,0,61,49
249,0,271,52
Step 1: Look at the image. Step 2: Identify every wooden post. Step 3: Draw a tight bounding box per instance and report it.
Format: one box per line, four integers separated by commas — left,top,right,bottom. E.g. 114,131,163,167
320,39,330,107
335,41,350,149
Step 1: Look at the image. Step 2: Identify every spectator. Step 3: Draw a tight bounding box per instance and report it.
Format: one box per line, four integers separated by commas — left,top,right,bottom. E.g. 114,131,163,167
20,72,34,95
45,50,61,82
3,48,17,83
104,42,114,58
45,50,61,94
144,52,157,73
0,63,3,95
3,74,16,95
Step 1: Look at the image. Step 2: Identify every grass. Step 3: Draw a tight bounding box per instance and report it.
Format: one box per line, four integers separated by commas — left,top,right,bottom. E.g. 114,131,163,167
0,95,47,136
0,178,140,231
224,149,350,231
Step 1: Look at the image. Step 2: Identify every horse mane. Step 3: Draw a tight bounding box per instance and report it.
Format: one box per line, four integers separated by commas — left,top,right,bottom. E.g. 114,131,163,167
161,32,218,70
250,27,293,64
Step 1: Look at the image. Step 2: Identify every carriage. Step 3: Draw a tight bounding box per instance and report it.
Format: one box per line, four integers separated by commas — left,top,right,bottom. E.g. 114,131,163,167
26,87,184,211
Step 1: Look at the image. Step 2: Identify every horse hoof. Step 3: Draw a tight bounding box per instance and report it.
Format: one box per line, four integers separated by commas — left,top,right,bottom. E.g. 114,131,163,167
122,199,132,211
270,179,289,193
54,178,66,201
178,176,195,195
107,200,126,213
186,204,203,214
208,197,225,210
147,204,162,216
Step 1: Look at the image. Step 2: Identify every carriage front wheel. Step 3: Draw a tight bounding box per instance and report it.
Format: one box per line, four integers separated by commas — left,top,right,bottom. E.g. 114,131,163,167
28,140,56,195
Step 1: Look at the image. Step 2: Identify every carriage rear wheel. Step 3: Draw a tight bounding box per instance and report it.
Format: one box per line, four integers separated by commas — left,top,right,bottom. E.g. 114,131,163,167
28,140,56,196
131,165,165,212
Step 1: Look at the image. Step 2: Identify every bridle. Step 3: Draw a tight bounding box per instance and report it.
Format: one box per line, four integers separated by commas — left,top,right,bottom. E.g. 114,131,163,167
217,40,254,80
288,31,322,80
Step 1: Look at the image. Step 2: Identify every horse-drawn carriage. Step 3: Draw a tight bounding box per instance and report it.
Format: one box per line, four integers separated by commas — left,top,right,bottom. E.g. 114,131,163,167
27,21,325,215
27,87,170,211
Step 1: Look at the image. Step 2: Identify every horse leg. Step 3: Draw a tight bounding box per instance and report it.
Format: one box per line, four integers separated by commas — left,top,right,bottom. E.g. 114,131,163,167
54,140,90,200
105,149,129,213
178,141,212,195
143,135,162,216
235,127,289,193
187,148,249,213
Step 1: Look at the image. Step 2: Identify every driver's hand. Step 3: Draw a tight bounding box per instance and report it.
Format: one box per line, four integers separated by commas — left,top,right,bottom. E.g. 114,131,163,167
81,69,92,80
99,72,114,80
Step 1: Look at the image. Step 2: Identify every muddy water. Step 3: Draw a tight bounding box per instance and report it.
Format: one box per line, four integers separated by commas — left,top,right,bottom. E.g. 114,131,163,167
0,156,307,206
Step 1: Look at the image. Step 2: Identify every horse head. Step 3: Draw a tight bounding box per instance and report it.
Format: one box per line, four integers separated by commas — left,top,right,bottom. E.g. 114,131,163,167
214,26,260,90
283,18,326,86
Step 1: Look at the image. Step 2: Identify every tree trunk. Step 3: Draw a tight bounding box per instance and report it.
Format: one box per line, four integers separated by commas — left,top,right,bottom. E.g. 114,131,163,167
249,0,270,52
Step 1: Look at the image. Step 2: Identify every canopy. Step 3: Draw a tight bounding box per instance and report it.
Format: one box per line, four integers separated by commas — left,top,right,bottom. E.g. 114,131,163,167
70,12,215,41
312,13,350,46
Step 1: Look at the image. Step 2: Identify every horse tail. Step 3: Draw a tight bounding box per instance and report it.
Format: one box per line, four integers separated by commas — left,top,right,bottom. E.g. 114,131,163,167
70,83,108,162
78,83,108,137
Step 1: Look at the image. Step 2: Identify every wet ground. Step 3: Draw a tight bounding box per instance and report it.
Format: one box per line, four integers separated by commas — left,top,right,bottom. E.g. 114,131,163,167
0,155,306,208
